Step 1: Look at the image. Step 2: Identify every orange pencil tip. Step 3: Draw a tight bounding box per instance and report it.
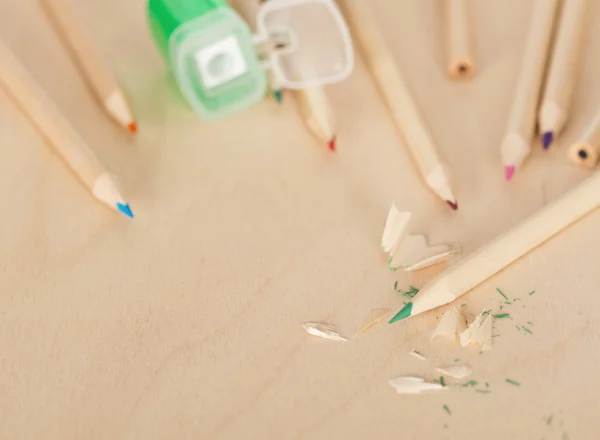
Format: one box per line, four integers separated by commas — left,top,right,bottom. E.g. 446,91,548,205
328,137,336,152
127,122,138,134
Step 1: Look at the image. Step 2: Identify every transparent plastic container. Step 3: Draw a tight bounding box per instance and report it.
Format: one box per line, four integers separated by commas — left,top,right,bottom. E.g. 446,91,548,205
147,0,354,120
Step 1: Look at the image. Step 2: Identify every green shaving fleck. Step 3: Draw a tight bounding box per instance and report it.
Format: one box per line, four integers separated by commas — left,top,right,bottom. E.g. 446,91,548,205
479,350,483,355
397,285,419,299
496,288,508,300
515,325,521,331
460,304,467,307
476,389,490,394
462,380,478,387
513,298,521,301
454,358,460,363
527,321,533,325
505,378,520,387
440,376,446,387
485,382,489,388
394,281,398,290
504,301,512,305
492,334,500,337
529,290,535,295
523,327,533,335
493,313,510,319
443,404,451,415
546,415,553,425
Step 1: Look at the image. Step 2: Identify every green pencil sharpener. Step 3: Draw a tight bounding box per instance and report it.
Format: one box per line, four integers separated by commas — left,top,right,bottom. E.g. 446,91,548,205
147,0,354,120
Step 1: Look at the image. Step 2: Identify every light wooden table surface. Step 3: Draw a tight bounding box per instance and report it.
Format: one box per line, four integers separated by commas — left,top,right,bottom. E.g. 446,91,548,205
1,0,600,439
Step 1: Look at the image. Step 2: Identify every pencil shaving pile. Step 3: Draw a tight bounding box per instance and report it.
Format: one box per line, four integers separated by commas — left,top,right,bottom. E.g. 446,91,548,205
382,204,458,271
432,306,493,351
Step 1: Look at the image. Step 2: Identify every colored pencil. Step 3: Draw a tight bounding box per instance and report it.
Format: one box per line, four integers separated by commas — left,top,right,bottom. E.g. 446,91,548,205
444,0,476,79
568,110,600,169
539,0,590,149
42,0,138,133
294,87,337,150
500,0,559,181
0,40,133,218
340,0,458,209
390,170,600,323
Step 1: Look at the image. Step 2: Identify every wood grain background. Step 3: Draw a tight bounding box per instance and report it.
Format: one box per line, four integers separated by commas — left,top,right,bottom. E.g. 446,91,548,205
1,0,599,438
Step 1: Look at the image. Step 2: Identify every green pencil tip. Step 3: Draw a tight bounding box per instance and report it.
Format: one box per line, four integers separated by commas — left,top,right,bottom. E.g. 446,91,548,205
389,302,413,324
273,89,283,103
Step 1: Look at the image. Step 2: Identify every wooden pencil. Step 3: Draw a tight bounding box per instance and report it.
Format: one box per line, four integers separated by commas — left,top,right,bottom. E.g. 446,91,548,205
0,39,133,218
340,0,458,209
444,0,476,80
539,0,590,149
500,0,559,181
42,0,137,133
568,110,600,169
390,170,600,323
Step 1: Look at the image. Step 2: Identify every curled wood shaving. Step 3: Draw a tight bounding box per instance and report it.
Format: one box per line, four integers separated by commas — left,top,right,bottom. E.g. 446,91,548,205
302,322,347,342
354,309,391,337
389,376,447,394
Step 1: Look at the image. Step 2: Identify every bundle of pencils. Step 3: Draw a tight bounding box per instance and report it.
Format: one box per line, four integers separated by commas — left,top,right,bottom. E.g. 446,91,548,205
0,39,133,218
501,0,589,180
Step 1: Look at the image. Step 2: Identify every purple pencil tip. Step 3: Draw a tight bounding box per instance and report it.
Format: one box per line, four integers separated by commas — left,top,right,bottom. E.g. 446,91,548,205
542,132,554,150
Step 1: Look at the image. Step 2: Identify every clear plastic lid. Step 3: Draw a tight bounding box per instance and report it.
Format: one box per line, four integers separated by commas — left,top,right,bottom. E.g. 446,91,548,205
255,0,354,89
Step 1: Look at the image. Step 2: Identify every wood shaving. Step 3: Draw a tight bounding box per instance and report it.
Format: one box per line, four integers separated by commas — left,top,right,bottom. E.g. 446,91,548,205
389,234,453,271
381,204,457,272
404,249,460,272
302,322,347,342
431,306,466,341
388,376,447,394
409,349,427,360
354,309,391,337
459,310,492,351
436,364,473,379
381,203,411,253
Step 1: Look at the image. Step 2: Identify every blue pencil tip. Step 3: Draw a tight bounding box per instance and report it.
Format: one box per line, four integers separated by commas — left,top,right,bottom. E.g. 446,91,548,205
116,202,134,218
542,131,554,150
273,89,283,104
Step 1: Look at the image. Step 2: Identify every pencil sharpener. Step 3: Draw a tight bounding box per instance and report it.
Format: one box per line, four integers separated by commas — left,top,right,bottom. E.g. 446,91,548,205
147,0,354,120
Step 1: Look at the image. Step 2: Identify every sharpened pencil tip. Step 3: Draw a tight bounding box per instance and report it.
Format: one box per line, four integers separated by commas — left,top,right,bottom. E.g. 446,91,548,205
328,137,336,152
446,200,458,210
542,132,554,150
273,89,283,104
389,302,413,324
504,165,515,182
116,202,134,219
127,122,138,134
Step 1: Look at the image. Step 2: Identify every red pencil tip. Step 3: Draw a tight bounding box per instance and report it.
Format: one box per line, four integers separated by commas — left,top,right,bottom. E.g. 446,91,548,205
127,122,138,134
328,137,336,152
504,165,515,182
446,200,458,210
